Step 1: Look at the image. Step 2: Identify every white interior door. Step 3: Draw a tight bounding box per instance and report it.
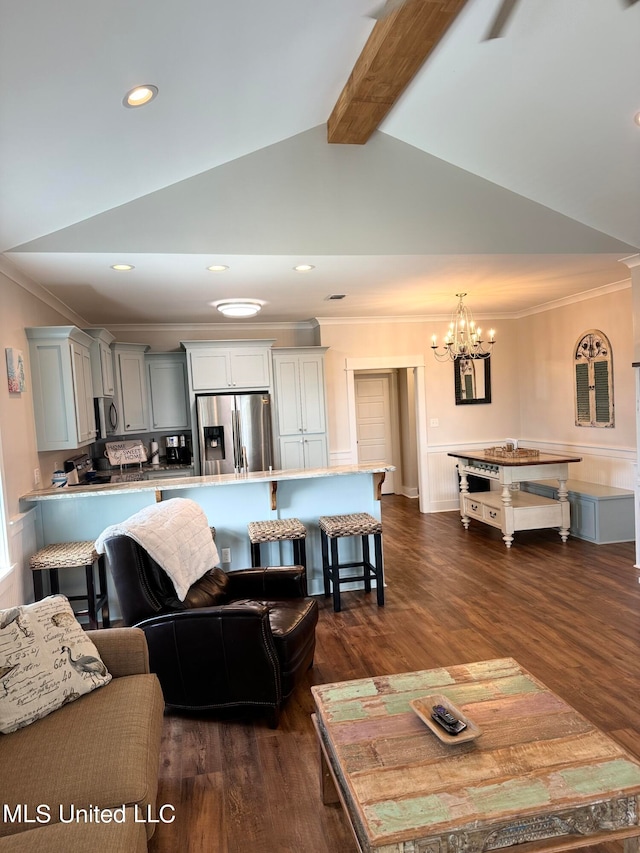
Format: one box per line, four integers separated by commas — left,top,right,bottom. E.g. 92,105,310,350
355,374,395,493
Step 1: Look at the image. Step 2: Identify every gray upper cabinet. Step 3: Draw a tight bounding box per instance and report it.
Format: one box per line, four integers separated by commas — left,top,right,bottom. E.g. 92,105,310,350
111,343,150,434
26,326,97,451
182,340,275,392
83,328,115,397
272,347,329,469
146,352,190,431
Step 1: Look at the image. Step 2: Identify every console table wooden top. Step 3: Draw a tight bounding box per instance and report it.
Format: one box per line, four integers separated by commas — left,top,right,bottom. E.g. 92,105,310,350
448,449,583,467
312,658,640,853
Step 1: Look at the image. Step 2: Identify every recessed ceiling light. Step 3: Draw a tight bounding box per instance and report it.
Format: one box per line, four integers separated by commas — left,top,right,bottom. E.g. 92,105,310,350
211,299,264,318
293,264,315,272
634,111,640,126
123,85,158,109
207,265,229,272
110,264,135,271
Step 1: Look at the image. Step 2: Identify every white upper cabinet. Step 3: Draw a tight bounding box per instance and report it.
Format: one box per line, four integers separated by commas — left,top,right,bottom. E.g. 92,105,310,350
83,328,115,397
111,343,150,434
182,340,275,392
146,352,190,431
25,326,97,451
272,347,329,469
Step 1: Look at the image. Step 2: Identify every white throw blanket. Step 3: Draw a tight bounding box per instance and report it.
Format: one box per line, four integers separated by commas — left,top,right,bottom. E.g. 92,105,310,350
95,498,220,601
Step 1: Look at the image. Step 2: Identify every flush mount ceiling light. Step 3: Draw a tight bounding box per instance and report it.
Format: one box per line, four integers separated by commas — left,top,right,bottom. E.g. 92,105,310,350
293,264,315,272
634,111,640,126
123,84,158,108
206,264,229,272
212,299,264,318
110,264,135,271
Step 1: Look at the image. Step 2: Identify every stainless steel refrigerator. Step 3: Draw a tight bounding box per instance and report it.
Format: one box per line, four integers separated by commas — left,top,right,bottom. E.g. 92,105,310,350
196,393,273,475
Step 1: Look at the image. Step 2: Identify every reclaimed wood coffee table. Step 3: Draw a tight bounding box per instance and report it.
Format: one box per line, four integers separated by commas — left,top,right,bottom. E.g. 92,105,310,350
311,658,640,853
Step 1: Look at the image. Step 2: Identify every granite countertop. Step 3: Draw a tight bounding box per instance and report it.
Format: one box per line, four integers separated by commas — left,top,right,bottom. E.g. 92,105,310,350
21,464,395,502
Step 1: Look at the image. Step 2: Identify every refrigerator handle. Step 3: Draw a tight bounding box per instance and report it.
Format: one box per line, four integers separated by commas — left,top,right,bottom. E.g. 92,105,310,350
232,409,240,472
232,409,243,472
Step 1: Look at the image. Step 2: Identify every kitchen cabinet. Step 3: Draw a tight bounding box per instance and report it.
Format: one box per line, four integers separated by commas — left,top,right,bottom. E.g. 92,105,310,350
146,352,190,431
111,343,150,434
182,340,275,392
83,327,115,397
278,434,328,469
25,326,97,451
272,347,329,469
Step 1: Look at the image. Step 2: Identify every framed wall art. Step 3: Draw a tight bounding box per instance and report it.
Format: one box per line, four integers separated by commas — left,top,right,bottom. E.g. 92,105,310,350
5,348,26,393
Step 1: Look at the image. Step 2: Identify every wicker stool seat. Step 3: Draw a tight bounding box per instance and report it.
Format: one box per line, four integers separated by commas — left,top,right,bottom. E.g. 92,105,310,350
318,512,384,613
247,518,307,581
29,541,110,629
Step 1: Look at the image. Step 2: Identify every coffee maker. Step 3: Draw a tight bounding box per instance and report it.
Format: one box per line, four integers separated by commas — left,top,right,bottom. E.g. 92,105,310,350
165,435,180,464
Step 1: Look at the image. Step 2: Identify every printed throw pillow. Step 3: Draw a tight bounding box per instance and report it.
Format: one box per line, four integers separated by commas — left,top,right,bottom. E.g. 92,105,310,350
0,594,111,734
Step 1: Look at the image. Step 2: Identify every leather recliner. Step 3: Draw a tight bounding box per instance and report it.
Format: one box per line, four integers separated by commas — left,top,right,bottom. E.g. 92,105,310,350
103,535,318,727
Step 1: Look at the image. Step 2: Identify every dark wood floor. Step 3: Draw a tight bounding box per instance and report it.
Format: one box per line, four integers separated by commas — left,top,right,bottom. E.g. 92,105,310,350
148,495,640,853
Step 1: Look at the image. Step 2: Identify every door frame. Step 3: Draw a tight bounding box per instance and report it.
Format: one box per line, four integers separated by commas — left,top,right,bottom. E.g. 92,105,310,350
354,369,400,495
345,355,429,514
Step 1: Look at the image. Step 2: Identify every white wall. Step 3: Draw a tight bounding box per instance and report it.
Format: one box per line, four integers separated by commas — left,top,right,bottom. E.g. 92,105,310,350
316,288,635,507
317,315,522,509
517,286,635,488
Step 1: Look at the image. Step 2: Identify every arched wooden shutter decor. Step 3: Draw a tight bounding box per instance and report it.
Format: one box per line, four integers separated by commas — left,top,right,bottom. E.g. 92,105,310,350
574,330,614,428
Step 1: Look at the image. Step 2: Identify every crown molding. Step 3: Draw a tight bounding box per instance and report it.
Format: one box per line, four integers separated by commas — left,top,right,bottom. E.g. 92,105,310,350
0,254,89,327
620,254,640,270
511,279,631,318
315,279,632,325
105,320,317,333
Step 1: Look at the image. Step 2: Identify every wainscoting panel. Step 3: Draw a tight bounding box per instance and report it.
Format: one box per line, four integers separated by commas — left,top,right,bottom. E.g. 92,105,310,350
3,507,39,608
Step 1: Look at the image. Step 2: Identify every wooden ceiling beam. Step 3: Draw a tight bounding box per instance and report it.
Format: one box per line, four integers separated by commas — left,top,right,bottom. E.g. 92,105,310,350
328,0,470,145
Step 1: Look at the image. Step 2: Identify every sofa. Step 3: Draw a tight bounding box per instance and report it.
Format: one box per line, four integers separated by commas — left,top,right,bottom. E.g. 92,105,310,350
0,627,164,853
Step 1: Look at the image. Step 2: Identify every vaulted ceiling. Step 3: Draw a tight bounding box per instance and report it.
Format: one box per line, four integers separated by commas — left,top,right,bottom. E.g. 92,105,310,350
1,0,638,325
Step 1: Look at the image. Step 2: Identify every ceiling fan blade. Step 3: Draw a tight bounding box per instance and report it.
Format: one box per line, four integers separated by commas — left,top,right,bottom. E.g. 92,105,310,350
366,0,409,21
485,0,520,39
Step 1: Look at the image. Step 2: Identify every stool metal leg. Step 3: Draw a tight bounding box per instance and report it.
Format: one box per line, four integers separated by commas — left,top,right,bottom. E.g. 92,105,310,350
374,532,384,606
85,563,98,630
292,538,308,595
362,535,372,593
321,531,330,597
98,556,111,628
292,537,307,570
49,568,60,595
330,537,341,613
251,542,261,567
33,570,45,601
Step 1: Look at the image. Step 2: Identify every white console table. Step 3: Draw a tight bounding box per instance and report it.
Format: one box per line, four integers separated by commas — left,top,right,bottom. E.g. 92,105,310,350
448,449,582,548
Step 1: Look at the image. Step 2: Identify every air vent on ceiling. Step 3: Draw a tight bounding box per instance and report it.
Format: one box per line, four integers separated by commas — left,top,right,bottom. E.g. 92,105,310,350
326,294,346,300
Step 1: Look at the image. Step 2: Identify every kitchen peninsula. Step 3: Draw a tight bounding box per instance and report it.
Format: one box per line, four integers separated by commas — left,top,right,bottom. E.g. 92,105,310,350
21,464,393,597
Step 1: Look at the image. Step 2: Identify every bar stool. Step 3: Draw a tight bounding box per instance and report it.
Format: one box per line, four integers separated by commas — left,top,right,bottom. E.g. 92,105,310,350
319,513,384,613
247,518,307,581
30,541,110,630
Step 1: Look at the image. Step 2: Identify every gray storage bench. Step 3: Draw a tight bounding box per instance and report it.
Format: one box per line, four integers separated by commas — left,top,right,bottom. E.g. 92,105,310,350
520,479,634,544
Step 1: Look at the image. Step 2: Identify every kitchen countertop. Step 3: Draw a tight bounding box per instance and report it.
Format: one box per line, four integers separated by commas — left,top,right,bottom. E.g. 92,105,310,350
21,464,395,502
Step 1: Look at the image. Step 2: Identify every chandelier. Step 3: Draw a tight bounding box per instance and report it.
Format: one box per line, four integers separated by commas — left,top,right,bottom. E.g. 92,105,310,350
431,293,495,362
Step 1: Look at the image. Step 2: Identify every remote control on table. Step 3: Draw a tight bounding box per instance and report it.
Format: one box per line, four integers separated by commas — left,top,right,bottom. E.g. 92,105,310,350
431,704,467,735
